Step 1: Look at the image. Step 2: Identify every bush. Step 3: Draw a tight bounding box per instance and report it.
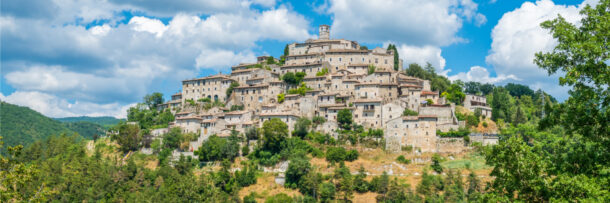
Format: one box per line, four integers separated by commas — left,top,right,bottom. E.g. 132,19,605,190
243,192,257,203
265,193,293,203
431,154,443,173
326,146,347,163
195,135,239,162
466,114,480,128
482,122,488,128
326,147,358,163
230,105,244,111
241,144,250,156
403,108,419,116
316,67,329,76
345,149,359,161
396,155,411,165
277,93,285,103
401,145,413,152
438,127,470,137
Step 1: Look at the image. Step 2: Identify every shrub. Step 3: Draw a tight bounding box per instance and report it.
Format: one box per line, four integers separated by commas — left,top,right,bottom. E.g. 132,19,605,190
325,146,347,163
316,67,329,76
368,64,376,75
277,93,285,103
401,145,413,152
345,149,359,161
241,144,250,156
396,155,411,165
195,134,239,162
431,154,443,173
265,193,292,203
230,105,244,111
482,122,488,128
403,108,419,116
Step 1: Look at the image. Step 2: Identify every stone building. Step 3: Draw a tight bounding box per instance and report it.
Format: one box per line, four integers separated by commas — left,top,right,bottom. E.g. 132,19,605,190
181,74,235,104
464,94,492,118
385,115,438,152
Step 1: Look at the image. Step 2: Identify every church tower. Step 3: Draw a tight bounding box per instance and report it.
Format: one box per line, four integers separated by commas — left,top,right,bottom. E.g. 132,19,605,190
319,25,330,40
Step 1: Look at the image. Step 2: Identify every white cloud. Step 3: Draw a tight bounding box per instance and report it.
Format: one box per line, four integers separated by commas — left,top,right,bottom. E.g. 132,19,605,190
485,0,587,100
0,91,134,118
326,0,485,46
129,16,168,37
196,50,257,71
1,2,313,117
448,66,519,84
393,44,447,74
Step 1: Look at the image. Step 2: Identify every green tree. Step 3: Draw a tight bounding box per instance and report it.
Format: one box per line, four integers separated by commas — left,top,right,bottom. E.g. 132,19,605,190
292,118,311,138
226,81,240,98
441,83,466,105
402,108,418,116
285,155,311,188
337,109,352,130
319,182,336,202
277,93,285,103
431,154,443,174
491,87,514,123
144,92,164,109
262,118,288,153
368,64,376,75
113,122,141,153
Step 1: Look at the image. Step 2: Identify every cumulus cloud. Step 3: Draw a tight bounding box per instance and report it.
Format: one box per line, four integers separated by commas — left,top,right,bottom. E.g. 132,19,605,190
326,0,485,46
393,44,447,74
485,0,589,100
0,91,134,118
1,1,312,117
449,66,519,84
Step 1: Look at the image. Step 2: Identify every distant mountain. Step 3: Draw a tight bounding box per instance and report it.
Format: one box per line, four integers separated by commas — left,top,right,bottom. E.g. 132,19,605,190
1,102,74,149
0,102,107,151
55,116,124,128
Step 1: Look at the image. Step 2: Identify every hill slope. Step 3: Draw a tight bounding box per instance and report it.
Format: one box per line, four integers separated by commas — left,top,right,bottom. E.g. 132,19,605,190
0,102,106,150
1,102,74,148
55,116,124,128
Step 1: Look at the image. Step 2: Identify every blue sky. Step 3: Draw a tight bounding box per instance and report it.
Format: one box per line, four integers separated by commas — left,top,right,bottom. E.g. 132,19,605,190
0,0,596,118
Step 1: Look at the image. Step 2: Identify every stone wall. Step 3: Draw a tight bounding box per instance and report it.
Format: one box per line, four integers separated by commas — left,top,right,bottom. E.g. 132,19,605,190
435,137,466,153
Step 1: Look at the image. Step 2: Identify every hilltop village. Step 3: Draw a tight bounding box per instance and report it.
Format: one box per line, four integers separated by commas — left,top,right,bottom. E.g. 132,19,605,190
158,25,494,153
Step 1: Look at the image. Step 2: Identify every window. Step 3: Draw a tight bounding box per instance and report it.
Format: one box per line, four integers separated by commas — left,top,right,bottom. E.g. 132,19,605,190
339,58,342,62
258,96,263,103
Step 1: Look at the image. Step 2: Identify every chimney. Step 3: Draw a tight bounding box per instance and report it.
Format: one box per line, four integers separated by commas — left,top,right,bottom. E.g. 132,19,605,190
319,25,330,40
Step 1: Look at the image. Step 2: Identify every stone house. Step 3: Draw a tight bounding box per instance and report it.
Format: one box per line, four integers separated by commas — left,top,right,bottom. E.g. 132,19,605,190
464,94,492,118
182,74,235,104
258,112,300,133
385,115,438,152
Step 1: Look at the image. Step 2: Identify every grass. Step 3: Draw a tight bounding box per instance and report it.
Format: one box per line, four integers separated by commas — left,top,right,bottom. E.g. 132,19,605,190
441,154,490,170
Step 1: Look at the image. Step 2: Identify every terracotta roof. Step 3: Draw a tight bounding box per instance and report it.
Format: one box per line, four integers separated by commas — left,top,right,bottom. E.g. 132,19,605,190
258,112,299,117
342,79,360,83
201,118,218,123
286,53,321,57
318,92,338,96
232,63,257,68
175,111,192,115
353,98,382,103
347,63,370,67
172,92,182,96
234,84,269,89
183,74,232,82
326,49,369,53
176,116,202,120
328,106,355,110
225,110,249,115
231,69,254,74
247,77,265,81
285,94,300,97
318,104,345,108
421,91,438,95
281,63,322,68
400,84,423,88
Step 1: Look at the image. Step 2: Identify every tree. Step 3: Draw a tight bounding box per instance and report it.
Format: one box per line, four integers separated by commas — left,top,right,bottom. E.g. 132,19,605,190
292,118,311,138
286,155,311,188
144,92,164,109
403,108,418,116
431,154,443,174
245,127,259,140
277,93,285,103
441,83,465,105
325,146,347,164
480,83,495,95
491,87,514,123
262,118,288,153
504,83,535,98
316,67,329,76
405,63,426,79
163,127,183,149
113,122,141,153
195,134,239,162
319,182,336,202
387,44,400,71
464,81,481,95
513,106,527,125
337,109,352,130
368,64,376,75
226,81,240,98
353,166,369,193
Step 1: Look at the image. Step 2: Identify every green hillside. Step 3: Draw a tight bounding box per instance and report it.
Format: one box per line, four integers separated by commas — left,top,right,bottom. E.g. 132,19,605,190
63,121,105,140
0,102,74,149
55,116,124,128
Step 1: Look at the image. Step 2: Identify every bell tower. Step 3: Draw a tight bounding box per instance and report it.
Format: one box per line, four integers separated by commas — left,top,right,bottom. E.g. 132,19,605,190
319,25,330,40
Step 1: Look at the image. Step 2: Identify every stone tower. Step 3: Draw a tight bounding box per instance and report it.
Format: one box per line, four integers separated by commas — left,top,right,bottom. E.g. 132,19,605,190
319,25,330,40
